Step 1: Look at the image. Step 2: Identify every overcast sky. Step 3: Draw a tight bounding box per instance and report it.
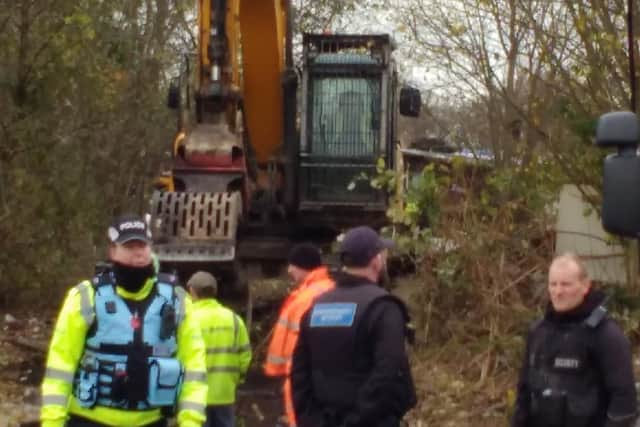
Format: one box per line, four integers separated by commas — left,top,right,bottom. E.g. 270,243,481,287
332,2,451,99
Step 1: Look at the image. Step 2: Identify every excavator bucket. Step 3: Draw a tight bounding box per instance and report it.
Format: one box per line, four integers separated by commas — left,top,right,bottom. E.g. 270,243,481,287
150,191,243,262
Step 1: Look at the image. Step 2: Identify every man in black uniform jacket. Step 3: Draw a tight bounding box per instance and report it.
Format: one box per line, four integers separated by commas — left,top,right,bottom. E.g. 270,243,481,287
291,225,416,427
511,253,637,427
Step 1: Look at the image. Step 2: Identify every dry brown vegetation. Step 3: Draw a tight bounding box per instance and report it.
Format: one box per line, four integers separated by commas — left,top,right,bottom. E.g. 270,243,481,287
390,162,555,425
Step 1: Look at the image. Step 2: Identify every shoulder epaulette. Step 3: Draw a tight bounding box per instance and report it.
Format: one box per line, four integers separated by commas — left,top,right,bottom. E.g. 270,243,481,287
157,272,179,286
92,270,115,288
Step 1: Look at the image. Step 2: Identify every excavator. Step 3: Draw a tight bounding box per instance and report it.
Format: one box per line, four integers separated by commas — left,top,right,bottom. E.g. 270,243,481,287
149,0,421,293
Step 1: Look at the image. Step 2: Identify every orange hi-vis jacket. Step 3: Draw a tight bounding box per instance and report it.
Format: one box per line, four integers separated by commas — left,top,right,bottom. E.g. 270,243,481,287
264,266,334,426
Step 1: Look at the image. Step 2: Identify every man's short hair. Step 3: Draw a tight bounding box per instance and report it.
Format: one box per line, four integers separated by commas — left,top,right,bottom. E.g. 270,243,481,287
187,271,218,298
287,243,323,270
552,252,588,280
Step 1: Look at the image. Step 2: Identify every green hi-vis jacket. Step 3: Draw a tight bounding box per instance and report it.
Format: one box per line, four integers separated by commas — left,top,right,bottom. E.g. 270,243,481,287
191,299,251,405
40,277,208,427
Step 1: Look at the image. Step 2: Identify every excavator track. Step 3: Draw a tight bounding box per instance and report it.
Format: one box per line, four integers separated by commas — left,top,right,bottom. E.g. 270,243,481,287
150,190,242,263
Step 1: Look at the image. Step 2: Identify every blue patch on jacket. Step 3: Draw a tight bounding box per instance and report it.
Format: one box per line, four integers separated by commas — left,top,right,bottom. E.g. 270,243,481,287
310,303,357,327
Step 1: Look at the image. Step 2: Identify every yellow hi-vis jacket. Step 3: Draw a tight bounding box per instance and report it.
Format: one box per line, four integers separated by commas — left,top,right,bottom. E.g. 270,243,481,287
191,299,251,405
40,277,208,427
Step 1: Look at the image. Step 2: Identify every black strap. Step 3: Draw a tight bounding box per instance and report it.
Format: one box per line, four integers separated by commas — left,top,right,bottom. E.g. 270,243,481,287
157,272,178,286
86,343,153,356
93,269,116,288
529,318,544,333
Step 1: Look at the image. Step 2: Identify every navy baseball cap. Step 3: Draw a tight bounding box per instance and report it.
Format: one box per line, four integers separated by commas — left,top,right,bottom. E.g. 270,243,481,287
339,226,394,267
107,214,152,244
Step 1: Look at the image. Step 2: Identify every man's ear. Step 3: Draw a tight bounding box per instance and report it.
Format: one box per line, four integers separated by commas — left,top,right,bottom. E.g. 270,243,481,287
372,252,383,270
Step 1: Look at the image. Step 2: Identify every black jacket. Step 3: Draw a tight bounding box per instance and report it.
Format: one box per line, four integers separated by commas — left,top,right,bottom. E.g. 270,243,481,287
511,290,637,427
291,272,416,427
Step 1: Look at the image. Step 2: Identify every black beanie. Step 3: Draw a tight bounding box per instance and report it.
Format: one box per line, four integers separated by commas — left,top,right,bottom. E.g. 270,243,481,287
287,243,322,270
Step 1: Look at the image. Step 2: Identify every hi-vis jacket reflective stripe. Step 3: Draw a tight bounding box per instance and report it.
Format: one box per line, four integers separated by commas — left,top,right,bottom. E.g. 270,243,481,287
41,277,208,427
263,266,334,426
264,267,334,377
191,299,251,405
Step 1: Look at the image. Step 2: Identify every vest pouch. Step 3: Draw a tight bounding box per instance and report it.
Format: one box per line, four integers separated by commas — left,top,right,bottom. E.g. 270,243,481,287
106,361,129,406
566,388,598,427
531,389,566,427
74,355,100,408
148,357,183,407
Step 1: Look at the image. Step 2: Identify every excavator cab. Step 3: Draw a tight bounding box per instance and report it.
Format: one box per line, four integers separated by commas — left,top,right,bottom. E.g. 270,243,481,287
596,111,640,237
298,34,420,230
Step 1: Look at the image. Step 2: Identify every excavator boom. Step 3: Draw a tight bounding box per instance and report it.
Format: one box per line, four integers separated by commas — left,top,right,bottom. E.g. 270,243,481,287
151,0,290,285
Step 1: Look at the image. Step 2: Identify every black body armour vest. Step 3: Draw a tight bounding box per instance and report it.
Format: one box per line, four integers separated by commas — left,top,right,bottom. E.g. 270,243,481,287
305,282,413,421
527,307,607,427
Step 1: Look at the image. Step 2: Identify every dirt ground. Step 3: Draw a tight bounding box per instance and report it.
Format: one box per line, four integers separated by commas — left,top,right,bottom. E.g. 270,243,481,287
0,311,50,427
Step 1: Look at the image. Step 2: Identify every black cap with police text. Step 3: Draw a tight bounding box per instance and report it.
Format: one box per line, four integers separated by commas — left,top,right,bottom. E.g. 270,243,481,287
108,214,152,244
339,226,394,267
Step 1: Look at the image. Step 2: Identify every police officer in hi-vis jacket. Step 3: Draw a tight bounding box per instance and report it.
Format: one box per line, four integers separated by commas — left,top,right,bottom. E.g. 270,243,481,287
41,214,208,427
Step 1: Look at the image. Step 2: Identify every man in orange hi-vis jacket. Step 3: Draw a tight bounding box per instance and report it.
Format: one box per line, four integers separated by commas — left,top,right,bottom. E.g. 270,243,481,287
264,243,334,427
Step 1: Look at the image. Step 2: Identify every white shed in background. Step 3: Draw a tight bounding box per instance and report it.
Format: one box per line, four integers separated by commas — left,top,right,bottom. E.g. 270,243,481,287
555,184,627,284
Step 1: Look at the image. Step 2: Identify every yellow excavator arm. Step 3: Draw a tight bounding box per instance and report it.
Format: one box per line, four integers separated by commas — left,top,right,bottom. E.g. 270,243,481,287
237,0,288,163
189,0,288,164
150,0,292,276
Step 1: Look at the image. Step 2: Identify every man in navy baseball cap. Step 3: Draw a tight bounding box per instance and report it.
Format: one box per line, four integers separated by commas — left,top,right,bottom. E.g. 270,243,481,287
291,226,416,427
338,225,394,268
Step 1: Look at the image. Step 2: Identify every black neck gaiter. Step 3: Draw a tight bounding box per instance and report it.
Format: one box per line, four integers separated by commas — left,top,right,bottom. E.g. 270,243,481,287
112,262,155,293
545,289,606,324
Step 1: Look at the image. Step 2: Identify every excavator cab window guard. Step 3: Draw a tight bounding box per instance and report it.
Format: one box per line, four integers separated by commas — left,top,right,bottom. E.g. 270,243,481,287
303,33,392,67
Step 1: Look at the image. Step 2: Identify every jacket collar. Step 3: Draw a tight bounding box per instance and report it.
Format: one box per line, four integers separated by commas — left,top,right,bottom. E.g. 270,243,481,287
332,271,377,288
116,277,155,301
192,298,221,309
296,266,331,291
544,288,606,324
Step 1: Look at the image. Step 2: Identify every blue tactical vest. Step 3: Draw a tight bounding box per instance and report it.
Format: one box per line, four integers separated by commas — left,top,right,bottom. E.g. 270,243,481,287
72,271,185,411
